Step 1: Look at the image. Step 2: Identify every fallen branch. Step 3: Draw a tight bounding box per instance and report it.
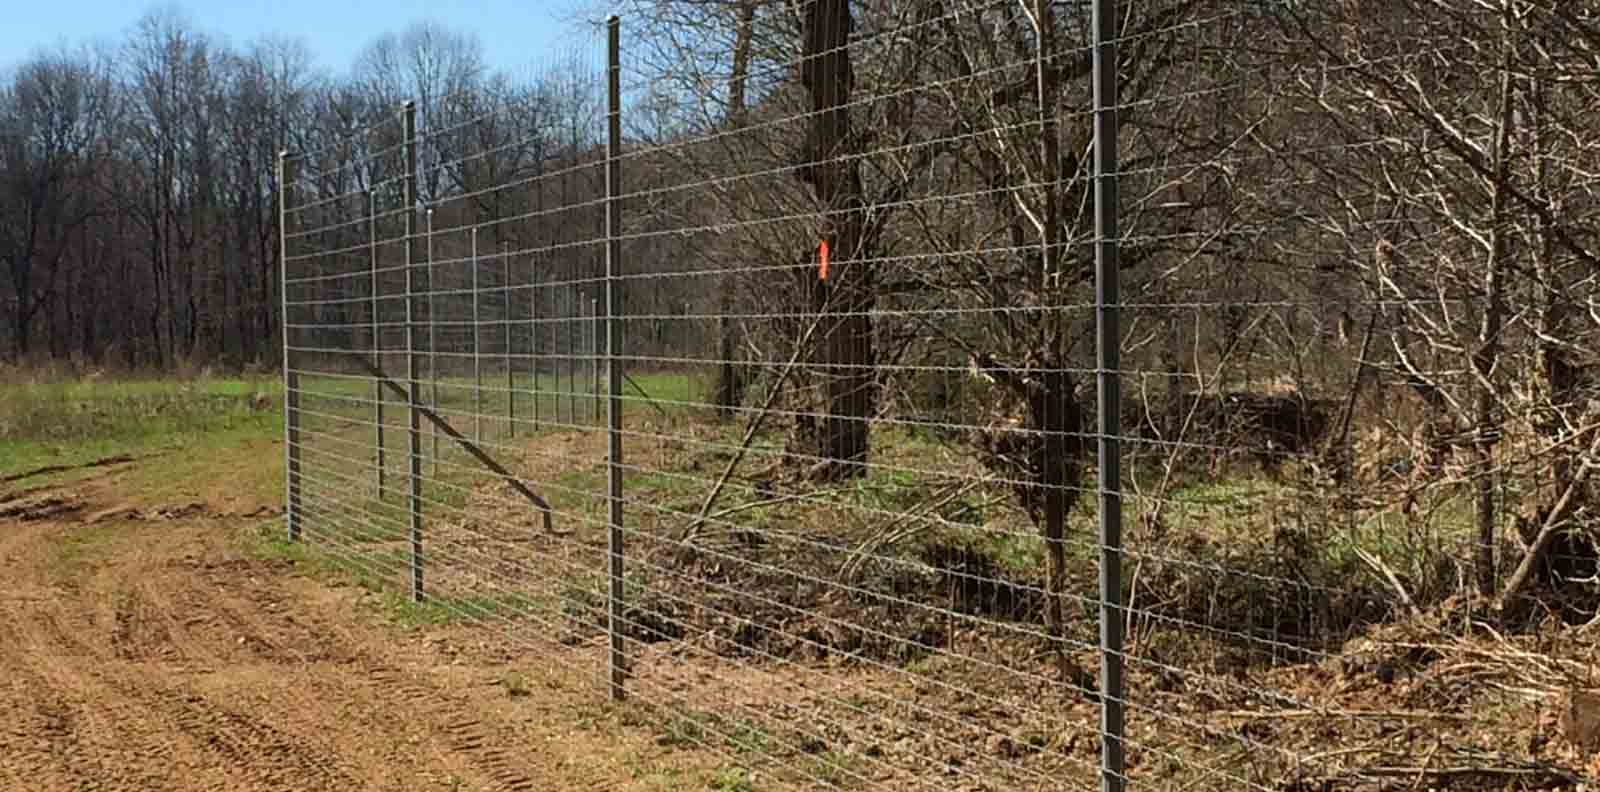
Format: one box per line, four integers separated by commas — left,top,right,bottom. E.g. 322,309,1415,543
1287,750,1584,791
1216,708,1478,722
2,453,142,484
1354,547,1419,618
1343,761,1582,787
703,492,809,524
1497,427,1600,608
680,316,821,544
840,479,984,582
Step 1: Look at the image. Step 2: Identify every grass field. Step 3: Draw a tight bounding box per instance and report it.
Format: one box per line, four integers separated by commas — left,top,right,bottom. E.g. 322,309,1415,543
0,375,284,483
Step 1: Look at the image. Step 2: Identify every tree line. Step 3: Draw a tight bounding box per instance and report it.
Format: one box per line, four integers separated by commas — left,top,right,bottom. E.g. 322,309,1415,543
0,7,576,370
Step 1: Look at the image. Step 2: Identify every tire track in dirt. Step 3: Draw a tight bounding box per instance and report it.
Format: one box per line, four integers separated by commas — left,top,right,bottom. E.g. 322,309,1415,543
2,471,677,792
108,524,562,791
0,523,152,790
0,519,364,791
362,665,544,792
4,594,208,790
155,545,566,792
154,687,364,790
125,559,459,788
1,452,142,484
0,643,96,790
140,554,548,790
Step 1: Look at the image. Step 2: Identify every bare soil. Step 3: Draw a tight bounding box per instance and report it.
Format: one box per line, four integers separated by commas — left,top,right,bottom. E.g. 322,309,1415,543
0,457,720,792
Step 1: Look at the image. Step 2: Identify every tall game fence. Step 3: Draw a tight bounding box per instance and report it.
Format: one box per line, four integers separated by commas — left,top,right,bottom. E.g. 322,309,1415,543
280,3,1600,790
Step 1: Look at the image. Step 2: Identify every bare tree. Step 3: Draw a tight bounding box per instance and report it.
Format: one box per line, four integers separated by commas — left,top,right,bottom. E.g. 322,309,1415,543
352,21,486,205
1279,1,1600,609
0,48,116,361
217,35,316,365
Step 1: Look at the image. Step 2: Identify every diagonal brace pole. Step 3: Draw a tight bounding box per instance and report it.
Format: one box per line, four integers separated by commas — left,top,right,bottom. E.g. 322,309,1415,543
353,355,560,536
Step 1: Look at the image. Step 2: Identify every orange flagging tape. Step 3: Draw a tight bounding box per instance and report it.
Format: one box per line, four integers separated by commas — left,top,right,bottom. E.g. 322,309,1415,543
818,239,830,281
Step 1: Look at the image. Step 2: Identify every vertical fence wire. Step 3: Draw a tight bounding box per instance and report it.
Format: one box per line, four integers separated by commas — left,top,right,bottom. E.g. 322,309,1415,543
279,151,300,543
371,188,386,501
426,206,439,471
505,239,515,438
1092,0,1124,789
605,13,627,702
473,227,483,442
404,100,424,603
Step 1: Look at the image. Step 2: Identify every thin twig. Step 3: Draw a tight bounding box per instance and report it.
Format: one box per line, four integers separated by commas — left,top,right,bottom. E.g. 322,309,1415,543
702,492,809,526
840,479,983,582
1355,547,1419,618
681,315,822,544
1214,708,1478,722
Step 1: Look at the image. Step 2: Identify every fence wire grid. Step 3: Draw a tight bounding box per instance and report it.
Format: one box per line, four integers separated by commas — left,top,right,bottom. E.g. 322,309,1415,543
279,3,1600,791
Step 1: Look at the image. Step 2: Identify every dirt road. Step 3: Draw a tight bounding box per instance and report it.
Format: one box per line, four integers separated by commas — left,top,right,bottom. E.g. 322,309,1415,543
0,465,704,792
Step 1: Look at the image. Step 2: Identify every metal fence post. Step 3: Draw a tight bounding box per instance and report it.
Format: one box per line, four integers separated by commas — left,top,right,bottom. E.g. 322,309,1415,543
532,158,543,433
279,151,302,543
427,206,439,470
556,282,564,424
473,227,483,442
403,101,425,603
372,189,386,502
1092,0,1125,789
532,266,541,429
605,15,627,702
505,240,515,439
592,296,601,424
567,284,577,424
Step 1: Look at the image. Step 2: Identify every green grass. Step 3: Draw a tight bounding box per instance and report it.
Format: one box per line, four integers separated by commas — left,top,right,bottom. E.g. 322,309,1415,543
0,376,283,483
1155,472,1481,587
657,710,722,749
290,370,700,519
623,371,704,409
707,767,758,792
501,671,533,698
54,521,126,567
251,523,559,629
253,529,400,586
389,590,554,629
657,710,777,760
809,751,863,789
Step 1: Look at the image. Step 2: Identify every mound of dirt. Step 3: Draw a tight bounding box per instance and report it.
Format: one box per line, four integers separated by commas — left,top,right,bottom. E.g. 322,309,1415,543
0,493,84,521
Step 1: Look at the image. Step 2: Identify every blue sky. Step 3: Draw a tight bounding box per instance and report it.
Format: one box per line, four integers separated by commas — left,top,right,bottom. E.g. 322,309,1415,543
2,0,598,75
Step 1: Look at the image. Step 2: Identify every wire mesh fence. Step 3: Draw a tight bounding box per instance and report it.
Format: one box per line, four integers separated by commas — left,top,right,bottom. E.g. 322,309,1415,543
280,3,1600,790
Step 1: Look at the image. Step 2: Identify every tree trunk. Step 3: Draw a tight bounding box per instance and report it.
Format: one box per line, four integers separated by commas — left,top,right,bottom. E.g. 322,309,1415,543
1038,367,1081,685
7,254,37,361
800,0,873,478
713,0,758,419
1513,69,1595,596
1472,4,1515,598
1032,0,1072,685
12,298,31,361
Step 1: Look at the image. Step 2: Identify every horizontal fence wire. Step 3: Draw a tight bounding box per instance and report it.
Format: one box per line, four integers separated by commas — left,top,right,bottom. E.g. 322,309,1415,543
280,2,1600,791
